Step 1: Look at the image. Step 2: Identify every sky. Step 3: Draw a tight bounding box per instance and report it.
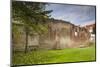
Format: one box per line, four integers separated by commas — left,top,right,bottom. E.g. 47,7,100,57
46,3,96,26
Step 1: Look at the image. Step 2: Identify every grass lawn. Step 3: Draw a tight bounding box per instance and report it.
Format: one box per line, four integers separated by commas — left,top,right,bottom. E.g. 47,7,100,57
12,45,96,66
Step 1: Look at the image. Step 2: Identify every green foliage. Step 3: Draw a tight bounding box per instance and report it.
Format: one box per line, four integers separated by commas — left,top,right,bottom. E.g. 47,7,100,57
88,42,95,46
12,1,52,24
92,26,96,34
12,1,52,34
12,1,52,53
12,24,21,44
29,23,48,35
12,46,95,65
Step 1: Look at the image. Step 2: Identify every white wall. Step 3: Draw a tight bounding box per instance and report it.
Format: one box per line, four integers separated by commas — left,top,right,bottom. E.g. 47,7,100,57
0,0,100,67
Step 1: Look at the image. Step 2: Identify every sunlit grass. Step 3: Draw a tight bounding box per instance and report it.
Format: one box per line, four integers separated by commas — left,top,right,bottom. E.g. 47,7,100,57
12,45,96,66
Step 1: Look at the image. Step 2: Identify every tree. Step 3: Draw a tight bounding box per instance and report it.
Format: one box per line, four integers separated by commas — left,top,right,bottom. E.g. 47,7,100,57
12,1,52,53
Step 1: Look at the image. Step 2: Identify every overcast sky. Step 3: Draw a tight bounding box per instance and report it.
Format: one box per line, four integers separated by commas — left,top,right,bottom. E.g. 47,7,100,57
46,3,96,26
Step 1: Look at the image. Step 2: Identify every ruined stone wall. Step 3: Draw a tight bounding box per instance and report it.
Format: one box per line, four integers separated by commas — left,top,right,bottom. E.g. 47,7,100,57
48,21,90,49
70,25,90,48
12,20,91,51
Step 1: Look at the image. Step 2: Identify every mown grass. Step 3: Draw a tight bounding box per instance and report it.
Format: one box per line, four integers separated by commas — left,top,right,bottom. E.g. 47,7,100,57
12,45,96,66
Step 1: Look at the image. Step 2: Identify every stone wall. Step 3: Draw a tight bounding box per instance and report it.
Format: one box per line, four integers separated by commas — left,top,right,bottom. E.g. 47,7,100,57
12,19,92,51
48,20,91,49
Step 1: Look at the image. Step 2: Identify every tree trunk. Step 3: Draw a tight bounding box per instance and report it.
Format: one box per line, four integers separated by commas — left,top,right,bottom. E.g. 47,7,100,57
25,27,28,53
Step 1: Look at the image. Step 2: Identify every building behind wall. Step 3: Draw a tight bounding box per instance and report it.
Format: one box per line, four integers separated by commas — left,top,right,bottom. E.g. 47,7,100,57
85,23,96,42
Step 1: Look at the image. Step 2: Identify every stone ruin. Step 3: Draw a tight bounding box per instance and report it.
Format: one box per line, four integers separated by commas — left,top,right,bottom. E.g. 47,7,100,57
12,19,95,51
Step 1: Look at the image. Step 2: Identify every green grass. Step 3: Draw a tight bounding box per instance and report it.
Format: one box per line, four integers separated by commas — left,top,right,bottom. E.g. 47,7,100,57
12,45,96,65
